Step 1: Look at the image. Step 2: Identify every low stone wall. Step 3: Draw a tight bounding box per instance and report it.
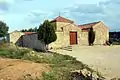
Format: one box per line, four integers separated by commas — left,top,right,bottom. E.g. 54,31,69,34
22,34,45,51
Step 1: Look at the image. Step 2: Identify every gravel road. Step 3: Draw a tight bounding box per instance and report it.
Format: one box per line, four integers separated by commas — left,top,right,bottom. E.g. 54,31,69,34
53,45,120,79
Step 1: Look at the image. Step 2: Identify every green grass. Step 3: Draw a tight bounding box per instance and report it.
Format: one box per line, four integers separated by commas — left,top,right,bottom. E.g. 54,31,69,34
42,72,57,80
0,44,102,80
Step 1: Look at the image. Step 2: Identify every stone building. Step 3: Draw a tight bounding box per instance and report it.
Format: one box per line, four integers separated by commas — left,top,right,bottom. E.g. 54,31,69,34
49,16,109,48
7,31,45,51
49,16,81,48
78,21,109,45
7,31,24,44
8,16,109,50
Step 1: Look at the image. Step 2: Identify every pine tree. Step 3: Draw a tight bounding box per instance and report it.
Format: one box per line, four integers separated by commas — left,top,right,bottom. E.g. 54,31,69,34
37,20,57,50
88,27,95,46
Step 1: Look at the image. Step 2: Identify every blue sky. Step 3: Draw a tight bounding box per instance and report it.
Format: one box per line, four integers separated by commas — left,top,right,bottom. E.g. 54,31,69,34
0,0,120,32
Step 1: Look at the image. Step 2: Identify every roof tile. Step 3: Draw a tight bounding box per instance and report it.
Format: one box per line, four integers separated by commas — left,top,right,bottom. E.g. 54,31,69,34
51,16,74,24
24,32,36,35
78,21,100,32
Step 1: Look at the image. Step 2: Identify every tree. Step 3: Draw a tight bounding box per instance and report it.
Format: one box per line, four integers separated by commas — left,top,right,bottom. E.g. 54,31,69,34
88,27,95,46
0,21,9,38
21,29,26,32
37,20,57,50
20,27,38,32
28,28,33,32
34,27,38,32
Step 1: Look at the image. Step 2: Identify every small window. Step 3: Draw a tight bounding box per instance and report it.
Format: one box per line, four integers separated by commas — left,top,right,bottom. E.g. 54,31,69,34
61,27,63,31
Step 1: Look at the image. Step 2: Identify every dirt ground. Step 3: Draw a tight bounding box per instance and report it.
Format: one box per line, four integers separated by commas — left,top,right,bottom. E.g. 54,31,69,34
53,45,120,80
0,58,50,80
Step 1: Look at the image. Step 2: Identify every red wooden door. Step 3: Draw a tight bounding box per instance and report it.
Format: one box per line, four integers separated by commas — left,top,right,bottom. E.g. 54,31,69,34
70,32,77,45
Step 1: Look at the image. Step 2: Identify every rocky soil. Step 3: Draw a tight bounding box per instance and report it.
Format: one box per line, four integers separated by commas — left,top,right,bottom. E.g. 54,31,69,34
0,58,50,80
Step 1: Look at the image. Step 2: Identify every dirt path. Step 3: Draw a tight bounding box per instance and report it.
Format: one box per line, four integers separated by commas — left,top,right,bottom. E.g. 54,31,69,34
0,58,50,80
52,45,120,80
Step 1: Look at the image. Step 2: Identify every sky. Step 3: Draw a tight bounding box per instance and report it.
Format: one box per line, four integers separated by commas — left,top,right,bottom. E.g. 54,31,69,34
0,0,120,32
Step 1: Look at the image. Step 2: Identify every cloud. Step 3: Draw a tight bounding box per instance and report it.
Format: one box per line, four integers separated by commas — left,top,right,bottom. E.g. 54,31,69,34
25,0,119,31
70,4,104,14
12,0,120,31
0,1,10,11
26,10,54,24
0,0,14,12
30,10,47,17
58,0,120,31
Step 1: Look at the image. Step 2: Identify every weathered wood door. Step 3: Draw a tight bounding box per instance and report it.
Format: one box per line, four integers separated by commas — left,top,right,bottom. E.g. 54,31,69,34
70,32,77,45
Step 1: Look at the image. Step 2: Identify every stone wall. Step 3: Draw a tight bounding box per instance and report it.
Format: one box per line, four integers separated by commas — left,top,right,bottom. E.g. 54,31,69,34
79,32,89,45
49,32,69,48
50,22,81,48
9,31,24,44
22,34,45,51
9,32,45,51
93,22,109,45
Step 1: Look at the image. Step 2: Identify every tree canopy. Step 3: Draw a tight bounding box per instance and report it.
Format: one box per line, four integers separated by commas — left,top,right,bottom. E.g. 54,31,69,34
20,27,38,32
37,20,57,45
0,21,9,37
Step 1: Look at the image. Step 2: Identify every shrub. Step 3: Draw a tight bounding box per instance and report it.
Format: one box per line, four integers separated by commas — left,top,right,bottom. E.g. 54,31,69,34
0,47,30,59
88,27,95,46
42,72,57,80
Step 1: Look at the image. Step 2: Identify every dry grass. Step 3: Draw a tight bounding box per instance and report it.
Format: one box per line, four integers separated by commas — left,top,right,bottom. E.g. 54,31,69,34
0,44,103,80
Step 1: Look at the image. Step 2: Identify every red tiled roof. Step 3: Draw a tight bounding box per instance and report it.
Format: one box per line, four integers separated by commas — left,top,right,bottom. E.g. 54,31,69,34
50,16,74,24
24,32,36,35
78,21,100,32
